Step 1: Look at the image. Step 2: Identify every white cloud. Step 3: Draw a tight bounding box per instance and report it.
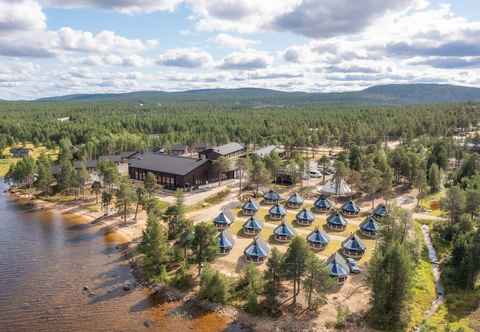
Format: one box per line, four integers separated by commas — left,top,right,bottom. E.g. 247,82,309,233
157,48,213,68
43,0,182,13
188,0,300,33
212,33,258,49
55,27,154,54
82,54,146,67
0,0,46,33
272,0,420,38
218,50,273,70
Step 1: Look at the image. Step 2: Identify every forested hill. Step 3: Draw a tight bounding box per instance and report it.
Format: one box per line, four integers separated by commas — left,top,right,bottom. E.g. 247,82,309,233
33,84,480,105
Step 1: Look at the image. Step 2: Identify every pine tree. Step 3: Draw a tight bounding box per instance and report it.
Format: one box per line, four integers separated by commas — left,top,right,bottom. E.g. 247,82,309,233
441,186,466,225
139,214,171,280
115,178,136,224
199,266,230,304
144,172,156,197
192,222,218,274
282,236,309,305
428,163,442,193
303,253,333,310
35,153,53,195
264,248,283,315
367,209,415,330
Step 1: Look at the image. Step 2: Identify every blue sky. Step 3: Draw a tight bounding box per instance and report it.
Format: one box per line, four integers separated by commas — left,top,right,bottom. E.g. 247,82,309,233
1,0,480,99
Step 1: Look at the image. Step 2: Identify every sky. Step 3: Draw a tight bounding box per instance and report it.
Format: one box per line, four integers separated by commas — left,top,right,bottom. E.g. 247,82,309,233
2,0,480,100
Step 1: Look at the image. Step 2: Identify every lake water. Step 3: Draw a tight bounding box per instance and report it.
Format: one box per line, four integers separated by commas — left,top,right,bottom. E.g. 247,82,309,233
0,181,230,332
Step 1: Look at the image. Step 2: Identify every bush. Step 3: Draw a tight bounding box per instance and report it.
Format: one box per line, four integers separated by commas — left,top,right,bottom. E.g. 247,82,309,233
199,267,230,304
335,305,350,329
172,264,195,291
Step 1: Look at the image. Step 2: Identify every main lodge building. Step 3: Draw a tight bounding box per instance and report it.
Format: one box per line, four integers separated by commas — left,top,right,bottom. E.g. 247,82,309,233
128,143,246,190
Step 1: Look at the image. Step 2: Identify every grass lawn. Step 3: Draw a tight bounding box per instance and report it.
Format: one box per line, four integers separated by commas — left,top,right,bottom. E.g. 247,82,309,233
0,143,59,176
42,194,76,203
405,223,437,331
423,290,479,332
84,203,101,213
406,260,436,330
420,191,445,212
187,189,231,212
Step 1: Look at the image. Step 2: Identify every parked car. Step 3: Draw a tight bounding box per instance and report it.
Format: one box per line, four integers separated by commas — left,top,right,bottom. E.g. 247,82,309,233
346,258,362,274
309,170,322,178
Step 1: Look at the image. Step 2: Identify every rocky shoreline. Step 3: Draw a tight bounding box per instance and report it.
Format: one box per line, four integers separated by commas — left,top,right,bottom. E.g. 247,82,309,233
7,188,254,332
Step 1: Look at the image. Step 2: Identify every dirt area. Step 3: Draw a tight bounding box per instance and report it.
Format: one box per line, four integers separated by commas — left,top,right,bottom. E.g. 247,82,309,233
10,175,448,332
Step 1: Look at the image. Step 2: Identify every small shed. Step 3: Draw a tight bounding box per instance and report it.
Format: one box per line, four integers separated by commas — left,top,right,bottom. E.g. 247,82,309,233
218,230,235,254
314,195,332,213
341,200,361,217
372,204,388,219
360,215,381,238
244,237,270,263
242,198,259,216
10,147,30,158
213,211,233,231
269,203,286,221
243,216,263,236
342,234,366,258
307,227,330,250
326,212,348,231
327,252,349,283
264,190,281,204
296,208,315,226
287,192,304,209
273,222,296,242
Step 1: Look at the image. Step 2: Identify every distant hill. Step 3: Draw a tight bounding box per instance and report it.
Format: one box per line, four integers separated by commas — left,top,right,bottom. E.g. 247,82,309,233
34,84,480,105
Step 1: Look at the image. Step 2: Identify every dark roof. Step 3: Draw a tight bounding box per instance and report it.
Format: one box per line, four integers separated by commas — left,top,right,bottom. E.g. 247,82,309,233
242,198,259,212
129,152,209,176
341,200,360,214
342,234,366,251
327,212,348,227
288,192,304,205
264,190,281,201
307,228,330,245
244,237,270,258
100,151,140,163
296,208,315,222
373,204,388,218
218,230,235,249
10,147,30,153
209,142,245,156
314,196,332,210
269,204,286,216
74,160,98,169
170,144,188,151
243,217,263,231
327,252,349,278
274,222,296,237
361,215,381,233
253,145,284,158
214,211,233,226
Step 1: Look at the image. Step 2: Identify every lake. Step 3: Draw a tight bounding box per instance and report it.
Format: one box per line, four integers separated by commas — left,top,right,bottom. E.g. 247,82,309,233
0,181,230,332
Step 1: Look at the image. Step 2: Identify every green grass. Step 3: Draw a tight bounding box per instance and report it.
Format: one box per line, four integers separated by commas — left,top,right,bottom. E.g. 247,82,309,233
405,222,437,331
423,290,479,332
420,191,445,211
42,194,76,203
187,189,231,212
406,260,436,330
0,143,59,176
84,203,100,213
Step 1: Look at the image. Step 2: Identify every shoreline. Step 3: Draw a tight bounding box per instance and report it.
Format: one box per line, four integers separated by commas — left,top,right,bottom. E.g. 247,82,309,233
7,189,252,331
